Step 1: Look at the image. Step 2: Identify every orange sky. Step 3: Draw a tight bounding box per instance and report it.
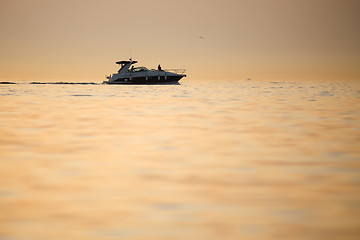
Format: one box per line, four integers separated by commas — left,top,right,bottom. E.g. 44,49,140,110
0,0,359,82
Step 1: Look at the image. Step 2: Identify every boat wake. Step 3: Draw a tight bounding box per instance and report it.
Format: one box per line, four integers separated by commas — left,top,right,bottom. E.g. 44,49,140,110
0,82,17,84
0,81,181,85
0,82,99,85
30,82,99,85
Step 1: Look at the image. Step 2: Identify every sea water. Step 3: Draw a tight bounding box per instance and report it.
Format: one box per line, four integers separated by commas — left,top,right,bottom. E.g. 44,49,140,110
0,79,360,239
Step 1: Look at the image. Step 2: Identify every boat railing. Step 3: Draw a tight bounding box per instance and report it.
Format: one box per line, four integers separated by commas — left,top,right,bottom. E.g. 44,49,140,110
164,69,186,74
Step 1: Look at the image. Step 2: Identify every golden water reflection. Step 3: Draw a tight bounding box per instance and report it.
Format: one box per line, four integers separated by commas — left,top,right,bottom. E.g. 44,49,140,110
0,80,360,239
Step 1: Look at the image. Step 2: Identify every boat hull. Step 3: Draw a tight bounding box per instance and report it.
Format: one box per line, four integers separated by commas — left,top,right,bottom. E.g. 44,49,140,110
103,75,184,84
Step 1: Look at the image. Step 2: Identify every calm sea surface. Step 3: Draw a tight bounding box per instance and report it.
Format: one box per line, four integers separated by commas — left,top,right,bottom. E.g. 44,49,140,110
0,79,360,239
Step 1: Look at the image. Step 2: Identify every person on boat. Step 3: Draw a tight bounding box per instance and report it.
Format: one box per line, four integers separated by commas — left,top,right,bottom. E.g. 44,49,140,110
158,64,163,71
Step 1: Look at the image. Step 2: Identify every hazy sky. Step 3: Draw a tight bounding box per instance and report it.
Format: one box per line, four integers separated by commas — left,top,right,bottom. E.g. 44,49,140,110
0,0,359,81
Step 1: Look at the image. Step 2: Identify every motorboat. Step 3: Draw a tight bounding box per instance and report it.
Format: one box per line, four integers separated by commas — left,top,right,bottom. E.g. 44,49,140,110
103,59,186,84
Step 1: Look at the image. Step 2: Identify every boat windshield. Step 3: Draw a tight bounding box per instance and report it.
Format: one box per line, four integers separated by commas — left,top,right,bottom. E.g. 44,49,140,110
132,67,149,72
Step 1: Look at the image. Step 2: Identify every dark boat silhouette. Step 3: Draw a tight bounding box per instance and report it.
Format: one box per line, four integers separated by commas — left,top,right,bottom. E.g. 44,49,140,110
103,59,186,84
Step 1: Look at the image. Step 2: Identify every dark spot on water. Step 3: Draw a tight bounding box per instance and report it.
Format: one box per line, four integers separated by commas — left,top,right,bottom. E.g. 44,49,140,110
172,95,188,97
70,94,93,97
340,111,354,115
319,91,334,96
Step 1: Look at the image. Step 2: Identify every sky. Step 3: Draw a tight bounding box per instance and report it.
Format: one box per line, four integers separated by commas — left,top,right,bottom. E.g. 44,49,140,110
0,0,359,82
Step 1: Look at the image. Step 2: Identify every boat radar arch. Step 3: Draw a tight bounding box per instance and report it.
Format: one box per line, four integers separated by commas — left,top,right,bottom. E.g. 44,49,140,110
116,59,138,74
